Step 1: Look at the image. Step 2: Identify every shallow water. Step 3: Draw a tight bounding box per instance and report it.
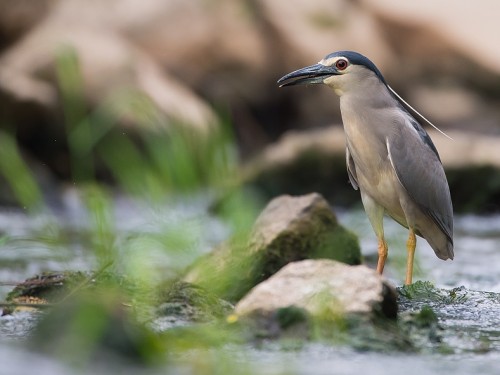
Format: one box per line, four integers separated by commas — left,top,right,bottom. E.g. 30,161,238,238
0,192,229,301
0,194,499,375
338,209,500,292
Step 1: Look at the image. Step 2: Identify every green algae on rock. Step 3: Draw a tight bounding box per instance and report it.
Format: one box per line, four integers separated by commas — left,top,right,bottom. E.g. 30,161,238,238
184,193,361,302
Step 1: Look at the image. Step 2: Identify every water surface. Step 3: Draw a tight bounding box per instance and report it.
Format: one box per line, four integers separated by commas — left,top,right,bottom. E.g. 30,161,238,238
0,195,499,374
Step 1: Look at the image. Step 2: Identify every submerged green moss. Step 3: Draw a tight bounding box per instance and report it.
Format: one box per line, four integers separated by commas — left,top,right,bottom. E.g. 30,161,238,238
398,281,468,305
414,305,438,328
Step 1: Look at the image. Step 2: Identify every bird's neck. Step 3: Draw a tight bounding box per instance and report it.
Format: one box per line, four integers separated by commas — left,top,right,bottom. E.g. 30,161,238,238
337,81,400,148
338,80,397,111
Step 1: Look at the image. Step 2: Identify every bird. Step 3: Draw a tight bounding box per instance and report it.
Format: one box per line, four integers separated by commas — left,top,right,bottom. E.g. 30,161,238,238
277,51,453,285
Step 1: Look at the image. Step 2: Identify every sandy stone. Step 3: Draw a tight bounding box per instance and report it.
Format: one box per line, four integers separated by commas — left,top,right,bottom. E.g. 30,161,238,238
235,259,397,318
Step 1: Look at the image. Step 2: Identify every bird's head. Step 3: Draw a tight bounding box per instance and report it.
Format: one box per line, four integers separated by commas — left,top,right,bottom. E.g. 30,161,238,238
277,51,387,96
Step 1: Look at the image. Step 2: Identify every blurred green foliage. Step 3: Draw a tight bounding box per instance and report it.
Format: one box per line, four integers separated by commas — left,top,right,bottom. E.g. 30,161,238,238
0,46,265,371
0,130,43,209
55,46,238,197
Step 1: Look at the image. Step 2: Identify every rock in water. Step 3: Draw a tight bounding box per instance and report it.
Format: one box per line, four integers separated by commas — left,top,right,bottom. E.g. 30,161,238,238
249,193,361,266
184,193,361,302
235,259,397,320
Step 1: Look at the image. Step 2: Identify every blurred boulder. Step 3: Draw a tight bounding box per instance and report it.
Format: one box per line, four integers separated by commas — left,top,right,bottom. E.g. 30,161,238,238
184,192,361,302
430,129,500,169
361,0,500,135
244,126,500,212
247,126,500,173
257,0,391,69
124,0,286,153
127,0,267,79
0,0,58,49
1,0,500,183
0,19,216,131
242,126,357,205
363,0,500,76
407,86,484,125
0,0,220,180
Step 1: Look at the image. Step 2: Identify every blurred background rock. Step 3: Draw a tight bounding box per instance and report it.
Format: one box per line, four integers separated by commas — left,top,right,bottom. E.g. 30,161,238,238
1,0,499,211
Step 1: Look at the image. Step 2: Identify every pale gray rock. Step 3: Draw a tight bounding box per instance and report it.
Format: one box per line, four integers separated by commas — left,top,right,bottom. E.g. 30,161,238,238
246,126,500,177
0,0,216,132
0,0,57,46
257,0,392,69
235,259,397,319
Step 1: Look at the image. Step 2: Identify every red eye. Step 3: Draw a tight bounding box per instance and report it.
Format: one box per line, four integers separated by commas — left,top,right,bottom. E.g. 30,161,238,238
335,58,348,70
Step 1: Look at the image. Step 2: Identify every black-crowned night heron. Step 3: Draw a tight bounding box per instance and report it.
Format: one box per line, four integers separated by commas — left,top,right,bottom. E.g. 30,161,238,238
277,51,453,285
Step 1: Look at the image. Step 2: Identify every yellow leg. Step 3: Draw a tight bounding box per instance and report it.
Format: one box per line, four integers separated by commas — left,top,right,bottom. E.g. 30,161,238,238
376,237,388,274
405,229,416,285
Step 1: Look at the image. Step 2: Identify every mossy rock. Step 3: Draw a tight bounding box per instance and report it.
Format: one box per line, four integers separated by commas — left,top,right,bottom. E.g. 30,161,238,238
6,271,88,302
184,193,361,302
5,270,143,305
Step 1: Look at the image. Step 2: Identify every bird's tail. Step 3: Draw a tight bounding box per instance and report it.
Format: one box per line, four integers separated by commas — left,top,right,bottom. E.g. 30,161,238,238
429,235,454,260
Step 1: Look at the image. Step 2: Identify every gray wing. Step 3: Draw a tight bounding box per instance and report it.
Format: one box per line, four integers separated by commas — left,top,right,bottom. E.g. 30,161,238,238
386,124,453,244
346,146,358,190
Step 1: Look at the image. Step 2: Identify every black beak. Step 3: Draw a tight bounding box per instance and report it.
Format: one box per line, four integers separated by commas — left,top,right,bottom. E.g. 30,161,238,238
277,63,338,87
